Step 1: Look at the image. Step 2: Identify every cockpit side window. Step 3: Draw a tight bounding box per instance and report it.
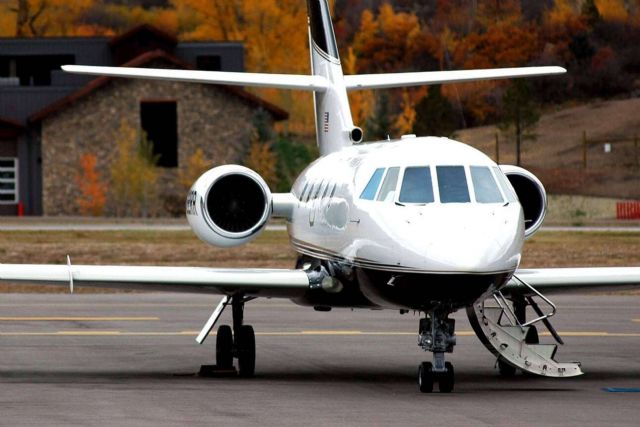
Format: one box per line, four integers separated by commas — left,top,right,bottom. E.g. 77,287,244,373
436,166,470,203
493,167,518,203
377,167,400,202
399,167,434,204
360,168,385,200
471,166,503,203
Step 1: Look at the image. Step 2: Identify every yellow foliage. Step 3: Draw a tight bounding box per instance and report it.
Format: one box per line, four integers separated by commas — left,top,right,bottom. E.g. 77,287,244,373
110,121,160,217
344,47,374,128
244,142,278,189
545,0,580,26
178,148,211,192
595,0,629,22
177,0,312,133
393,90,417,136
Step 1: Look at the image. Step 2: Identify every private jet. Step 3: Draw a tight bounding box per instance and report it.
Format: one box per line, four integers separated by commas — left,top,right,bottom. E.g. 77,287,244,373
2,0,640,393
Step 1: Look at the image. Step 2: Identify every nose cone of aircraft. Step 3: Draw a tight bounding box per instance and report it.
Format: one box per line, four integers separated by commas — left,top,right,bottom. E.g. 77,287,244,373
395,204,523,274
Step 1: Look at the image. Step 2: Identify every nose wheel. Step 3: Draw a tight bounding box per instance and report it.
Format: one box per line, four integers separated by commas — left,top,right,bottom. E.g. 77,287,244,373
417,309,456,393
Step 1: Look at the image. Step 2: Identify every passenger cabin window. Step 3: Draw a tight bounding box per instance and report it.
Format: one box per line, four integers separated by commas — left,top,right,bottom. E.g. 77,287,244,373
470,166,503,203
437,166,470,203
493,167,518,203
299,182,309,201
399,167,434,204
360,168,385,200
377,167,400,202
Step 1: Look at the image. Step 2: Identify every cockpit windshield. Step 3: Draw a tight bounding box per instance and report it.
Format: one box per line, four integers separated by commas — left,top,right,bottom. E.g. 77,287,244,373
399,167,434,204
436,166,470,203
359,165,510,204
470,166,503,203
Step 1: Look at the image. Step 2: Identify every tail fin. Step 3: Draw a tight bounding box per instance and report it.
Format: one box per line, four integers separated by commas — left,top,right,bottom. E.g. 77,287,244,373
307,0,360,155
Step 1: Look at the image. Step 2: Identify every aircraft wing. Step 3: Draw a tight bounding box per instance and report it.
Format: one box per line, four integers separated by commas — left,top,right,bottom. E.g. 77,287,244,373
504,267,640,295
61,65,331,92
344,66,566,91
0,264,311,298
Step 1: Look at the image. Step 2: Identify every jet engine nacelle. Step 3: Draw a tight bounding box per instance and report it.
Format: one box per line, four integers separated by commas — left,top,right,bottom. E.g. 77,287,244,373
186,165,272,248
500,165,547,238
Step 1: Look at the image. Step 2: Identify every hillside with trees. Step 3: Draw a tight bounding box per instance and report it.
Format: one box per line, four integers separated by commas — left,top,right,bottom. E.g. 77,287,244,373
2,0,639,198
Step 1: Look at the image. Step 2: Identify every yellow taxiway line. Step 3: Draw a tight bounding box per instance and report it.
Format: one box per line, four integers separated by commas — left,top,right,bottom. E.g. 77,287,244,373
1,330,640,337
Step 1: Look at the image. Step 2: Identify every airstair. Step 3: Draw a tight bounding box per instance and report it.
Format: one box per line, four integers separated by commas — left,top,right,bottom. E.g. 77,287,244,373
466,276,582,377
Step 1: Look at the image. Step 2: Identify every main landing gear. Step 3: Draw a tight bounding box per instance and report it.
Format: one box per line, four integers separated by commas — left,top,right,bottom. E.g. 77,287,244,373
214,295,256,377
417,308,456,393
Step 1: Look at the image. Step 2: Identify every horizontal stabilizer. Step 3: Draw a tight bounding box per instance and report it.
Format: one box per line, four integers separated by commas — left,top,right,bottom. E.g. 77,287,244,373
62,65,331,92
344,66,566,91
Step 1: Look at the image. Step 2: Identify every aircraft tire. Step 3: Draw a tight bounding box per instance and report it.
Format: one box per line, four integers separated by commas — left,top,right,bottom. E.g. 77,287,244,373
418,362,434,393
237,325,256,377
216,325,233,369
438,362,454,393
498,358,517,377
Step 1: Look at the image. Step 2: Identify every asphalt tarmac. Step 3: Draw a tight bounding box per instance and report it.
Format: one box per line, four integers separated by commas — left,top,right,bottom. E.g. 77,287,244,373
1,293,639,426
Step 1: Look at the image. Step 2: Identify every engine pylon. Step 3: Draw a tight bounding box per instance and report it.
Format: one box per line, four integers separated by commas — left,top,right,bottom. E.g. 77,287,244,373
467,294,582,378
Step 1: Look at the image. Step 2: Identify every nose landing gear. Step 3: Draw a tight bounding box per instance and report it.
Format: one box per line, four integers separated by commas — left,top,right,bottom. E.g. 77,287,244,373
417,309,456,393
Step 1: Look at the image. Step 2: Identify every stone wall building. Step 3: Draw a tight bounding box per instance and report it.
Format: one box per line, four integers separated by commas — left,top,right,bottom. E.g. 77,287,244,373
0,25,287,216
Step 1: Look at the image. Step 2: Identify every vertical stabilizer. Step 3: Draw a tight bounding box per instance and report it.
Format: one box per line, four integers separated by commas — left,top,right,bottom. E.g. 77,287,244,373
307,0,360,156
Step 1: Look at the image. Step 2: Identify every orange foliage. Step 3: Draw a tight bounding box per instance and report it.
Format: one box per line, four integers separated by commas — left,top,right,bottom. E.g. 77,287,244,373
76,153,106,216
475,0,522,28
393,90,417,136
352,4,436,73
595,0,629,22
177,0,313,133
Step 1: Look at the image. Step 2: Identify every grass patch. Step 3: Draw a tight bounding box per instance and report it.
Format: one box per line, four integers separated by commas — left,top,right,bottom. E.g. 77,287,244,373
0,229,637,292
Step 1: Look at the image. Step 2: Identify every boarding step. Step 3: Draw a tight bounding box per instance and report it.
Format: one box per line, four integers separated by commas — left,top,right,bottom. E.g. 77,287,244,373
467,300,582,378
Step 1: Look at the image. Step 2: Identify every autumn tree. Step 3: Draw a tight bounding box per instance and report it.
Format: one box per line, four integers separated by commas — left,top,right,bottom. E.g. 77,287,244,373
243,110,278,189
412,85,459,138
272,136,316,193
110,121,160,217
177,147,211,193
76,153,106,216
582,0,602,27
497,80,540,166
11,0,47,36
365,91,393,140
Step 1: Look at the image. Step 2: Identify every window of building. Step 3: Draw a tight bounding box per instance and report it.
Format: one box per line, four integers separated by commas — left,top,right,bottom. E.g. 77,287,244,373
140,101,178,168
470,166,503,203
360,168,385,200
437,166,470,203
399,167,434,204
377,167,400,202
0,55,74,86
197,55,222,71
0,157,18,204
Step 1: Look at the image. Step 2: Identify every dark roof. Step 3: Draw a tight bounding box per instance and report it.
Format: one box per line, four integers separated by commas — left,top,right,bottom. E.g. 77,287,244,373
0,116,25,139
108,24,177,48
30,50,288,123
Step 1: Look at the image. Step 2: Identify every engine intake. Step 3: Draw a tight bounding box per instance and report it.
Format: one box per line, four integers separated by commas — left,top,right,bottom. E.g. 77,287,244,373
500,165,547,238
187,165,272,247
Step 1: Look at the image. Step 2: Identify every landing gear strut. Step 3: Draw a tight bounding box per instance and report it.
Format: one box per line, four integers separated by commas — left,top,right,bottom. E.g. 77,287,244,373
417,309,456,393
214,295,256,377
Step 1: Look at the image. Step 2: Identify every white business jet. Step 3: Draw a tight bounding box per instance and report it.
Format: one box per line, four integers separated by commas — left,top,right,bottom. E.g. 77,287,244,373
2,0,640,393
